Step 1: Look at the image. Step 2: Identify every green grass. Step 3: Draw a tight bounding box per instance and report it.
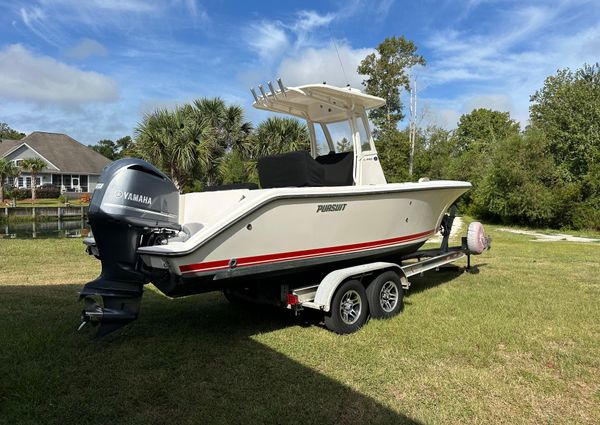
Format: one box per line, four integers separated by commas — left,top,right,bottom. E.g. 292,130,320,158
8,199,89,207
0,226,599,424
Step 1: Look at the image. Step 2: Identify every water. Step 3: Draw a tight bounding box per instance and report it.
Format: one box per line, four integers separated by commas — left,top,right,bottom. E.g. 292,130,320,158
0,219,90,239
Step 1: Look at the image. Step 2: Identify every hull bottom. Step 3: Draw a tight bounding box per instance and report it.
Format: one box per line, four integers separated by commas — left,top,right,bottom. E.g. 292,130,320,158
149,240,426,298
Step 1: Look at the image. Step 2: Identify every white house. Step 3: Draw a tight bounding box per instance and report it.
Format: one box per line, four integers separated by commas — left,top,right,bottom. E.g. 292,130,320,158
0,131,111,192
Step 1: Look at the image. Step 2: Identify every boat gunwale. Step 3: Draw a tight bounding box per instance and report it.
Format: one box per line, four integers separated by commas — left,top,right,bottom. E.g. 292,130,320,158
138,181,471,258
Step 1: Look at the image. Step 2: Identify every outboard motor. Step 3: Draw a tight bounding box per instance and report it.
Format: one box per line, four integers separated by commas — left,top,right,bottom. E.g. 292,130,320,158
79,158,179,336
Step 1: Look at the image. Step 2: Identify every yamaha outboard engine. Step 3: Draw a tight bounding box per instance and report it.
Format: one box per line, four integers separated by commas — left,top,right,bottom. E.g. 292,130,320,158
79,158,179,336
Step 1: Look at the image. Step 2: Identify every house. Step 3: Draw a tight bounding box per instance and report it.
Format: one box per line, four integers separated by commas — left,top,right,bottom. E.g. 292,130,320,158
0,131,111,193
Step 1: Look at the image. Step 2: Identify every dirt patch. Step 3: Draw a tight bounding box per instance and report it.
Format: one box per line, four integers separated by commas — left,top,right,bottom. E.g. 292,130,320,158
498,228,600,243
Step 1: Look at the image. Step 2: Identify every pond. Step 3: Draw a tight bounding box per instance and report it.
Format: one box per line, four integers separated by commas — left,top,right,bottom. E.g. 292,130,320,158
0,219,90,239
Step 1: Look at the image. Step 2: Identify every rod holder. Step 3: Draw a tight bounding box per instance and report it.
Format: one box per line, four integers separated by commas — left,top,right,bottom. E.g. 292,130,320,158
277,78,286,96
258,84,268,99
268,81,277,99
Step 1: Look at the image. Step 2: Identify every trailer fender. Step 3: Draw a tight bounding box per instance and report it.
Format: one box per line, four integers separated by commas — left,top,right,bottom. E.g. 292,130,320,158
313,262,408,313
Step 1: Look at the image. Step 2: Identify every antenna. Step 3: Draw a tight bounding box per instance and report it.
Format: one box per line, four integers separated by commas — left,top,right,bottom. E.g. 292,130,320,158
328,27,349,87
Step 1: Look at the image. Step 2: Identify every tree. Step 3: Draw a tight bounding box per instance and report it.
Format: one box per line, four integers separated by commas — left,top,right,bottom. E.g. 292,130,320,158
90,136,136,160
134,98,252,191
336,137,352,153
20,158,46,201
472,128,558,226
357,36,425,133
91,139,118,160
0,123,25,140
374,128,411,183
115,136,135,158
530,63,600,179
0,158,19,204
249,117,310,159
135,107,213,191
449,109,520,191
454,108,520,154
191,98,252,186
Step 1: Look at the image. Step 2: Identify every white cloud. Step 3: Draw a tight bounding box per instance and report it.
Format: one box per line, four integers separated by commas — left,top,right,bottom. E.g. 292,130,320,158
182,0,210,24
244,7,376,90
66,38,108,59
419,2,600,128
246,22,289,61
20,7,63,46
292,10,335,32
38,0,157,13
0,44,118,104
278,43,373,89
463,95,513,114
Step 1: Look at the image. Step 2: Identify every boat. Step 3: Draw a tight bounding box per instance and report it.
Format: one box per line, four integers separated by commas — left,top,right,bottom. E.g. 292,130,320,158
79,81,475,336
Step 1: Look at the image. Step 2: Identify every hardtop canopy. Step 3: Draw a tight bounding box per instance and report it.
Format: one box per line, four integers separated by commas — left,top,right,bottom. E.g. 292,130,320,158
252,83,385,124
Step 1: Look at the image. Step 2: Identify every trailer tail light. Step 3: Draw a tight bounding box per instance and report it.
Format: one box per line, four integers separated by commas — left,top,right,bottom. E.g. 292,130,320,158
287,293,299,306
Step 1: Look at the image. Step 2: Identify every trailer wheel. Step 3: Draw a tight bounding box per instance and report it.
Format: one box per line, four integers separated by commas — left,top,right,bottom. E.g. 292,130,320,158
223,289,246,305
366,271,404,319
324,279,369,334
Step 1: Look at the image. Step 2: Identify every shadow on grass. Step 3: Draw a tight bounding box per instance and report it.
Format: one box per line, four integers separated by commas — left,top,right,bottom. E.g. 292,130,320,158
407,263,488,296
0,283,421,425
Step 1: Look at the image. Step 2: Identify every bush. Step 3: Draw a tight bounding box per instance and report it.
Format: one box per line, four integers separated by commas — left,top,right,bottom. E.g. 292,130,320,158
36,186,61,199
10,188,31,200
5,186,61,200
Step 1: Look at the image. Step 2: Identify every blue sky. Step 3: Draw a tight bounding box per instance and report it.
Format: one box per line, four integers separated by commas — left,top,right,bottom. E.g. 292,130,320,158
0,0,599,144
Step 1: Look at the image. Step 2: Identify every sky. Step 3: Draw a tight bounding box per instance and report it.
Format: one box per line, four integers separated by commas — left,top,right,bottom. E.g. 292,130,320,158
0,0,599,145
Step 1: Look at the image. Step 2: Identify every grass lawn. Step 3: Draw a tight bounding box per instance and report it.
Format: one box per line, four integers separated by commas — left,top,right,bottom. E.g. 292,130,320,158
6,199,89,207
0,225,599,424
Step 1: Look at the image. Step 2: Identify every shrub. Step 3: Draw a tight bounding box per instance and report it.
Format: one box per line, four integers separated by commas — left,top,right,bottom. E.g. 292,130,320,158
36,186,61,199
11,188,31,200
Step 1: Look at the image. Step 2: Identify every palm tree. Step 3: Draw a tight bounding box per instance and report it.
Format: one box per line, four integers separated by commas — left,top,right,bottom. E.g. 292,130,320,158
251,117,310,158
191,98,252,186
0,158,19,204
20,158,46,202
135,106,214,191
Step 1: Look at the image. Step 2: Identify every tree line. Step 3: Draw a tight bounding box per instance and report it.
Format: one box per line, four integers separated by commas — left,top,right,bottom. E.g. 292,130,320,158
2,36,598,230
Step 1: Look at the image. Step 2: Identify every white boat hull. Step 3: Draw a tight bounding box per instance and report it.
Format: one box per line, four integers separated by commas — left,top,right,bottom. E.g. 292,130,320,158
138,182,470,294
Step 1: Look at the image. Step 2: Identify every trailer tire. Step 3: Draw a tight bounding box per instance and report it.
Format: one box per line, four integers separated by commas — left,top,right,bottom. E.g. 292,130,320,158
223,290,247,305
366,271,404,319
324,279,369,334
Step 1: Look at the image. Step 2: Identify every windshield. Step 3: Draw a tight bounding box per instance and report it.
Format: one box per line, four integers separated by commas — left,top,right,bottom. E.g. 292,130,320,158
310,114,372,156
327,121,353,154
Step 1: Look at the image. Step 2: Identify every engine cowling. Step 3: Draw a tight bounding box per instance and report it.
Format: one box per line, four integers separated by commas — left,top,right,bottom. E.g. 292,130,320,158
89,158,180,229
80,159,180,337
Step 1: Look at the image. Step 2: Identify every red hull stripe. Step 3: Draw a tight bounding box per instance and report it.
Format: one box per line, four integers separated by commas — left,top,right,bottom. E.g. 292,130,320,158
178,229,435,274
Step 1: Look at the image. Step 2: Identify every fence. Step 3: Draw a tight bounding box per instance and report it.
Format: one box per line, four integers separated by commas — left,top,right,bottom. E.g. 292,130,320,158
1,206,88,219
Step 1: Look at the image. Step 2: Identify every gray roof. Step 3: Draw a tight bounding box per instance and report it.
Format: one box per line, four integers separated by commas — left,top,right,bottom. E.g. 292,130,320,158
0,132,111,174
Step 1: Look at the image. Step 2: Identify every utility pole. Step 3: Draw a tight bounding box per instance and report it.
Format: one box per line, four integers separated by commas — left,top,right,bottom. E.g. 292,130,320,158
408,77,417,176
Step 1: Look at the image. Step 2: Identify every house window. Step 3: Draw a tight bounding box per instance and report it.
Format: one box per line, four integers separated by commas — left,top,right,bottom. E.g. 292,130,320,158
18,177,23,188
35,177,41,186
14,159,23,167
80,175,88,192
25,177,31,189
72,176,80,188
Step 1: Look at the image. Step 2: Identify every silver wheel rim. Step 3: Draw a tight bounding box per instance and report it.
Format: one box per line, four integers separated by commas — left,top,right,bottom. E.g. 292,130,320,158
379,281,399,313
339,289,362,325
